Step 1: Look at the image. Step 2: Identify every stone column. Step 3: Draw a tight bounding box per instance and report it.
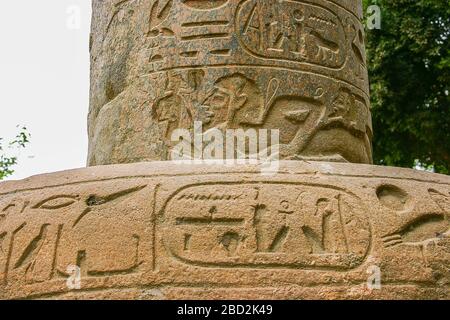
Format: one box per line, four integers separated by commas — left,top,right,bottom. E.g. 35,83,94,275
2,0,450,301
88,0,373,165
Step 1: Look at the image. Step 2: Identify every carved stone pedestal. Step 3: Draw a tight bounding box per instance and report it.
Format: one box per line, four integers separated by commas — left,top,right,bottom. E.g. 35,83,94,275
1,161,448,299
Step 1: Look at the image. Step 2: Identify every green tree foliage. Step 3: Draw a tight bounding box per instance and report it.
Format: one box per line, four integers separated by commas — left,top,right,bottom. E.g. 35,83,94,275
363,0,450,173
0,127,31,180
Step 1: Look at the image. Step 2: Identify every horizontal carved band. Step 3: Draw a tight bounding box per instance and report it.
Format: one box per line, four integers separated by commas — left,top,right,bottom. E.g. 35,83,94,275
0,161,449,299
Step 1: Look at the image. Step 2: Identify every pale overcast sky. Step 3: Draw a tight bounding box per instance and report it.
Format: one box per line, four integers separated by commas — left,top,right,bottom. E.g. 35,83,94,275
0,0,92,180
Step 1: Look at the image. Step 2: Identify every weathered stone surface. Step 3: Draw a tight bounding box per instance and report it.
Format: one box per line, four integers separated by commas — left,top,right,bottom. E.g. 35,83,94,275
5,0,446,301
0,161,448,300
88,0,373,165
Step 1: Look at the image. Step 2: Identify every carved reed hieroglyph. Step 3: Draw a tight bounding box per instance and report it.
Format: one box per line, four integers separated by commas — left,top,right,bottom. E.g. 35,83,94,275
0,162,449,299
88,0,373,165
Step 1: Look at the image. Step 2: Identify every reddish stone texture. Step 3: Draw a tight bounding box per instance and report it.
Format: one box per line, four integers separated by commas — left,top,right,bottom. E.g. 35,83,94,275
1,1,447,300
0,161,448,300
87,0,373,165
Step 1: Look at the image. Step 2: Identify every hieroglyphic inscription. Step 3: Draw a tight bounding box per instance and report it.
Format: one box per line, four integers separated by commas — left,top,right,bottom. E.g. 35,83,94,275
0,182,152,285
147,68,372,163
236,0,346,68
162,182,371,269
0,165,449,298
377,184,450,277
140,0,368,82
